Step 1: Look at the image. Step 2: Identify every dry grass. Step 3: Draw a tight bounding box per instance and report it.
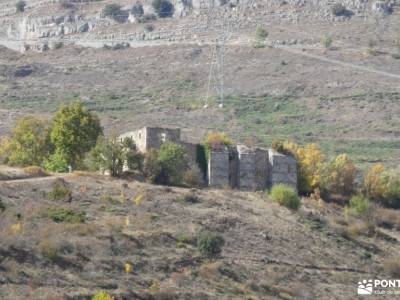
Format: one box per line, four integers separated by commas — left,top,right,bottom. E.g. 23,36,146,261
72,171,102,178
375,208,400,230
198,261,222,279
38,239,60,262
345,221,375,238
22,166,48,177
383,258,400,277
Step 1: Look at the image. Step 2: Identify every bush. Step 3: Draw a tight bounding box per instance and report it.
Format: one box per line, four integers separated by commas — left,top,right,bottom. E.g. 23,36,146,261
39,239,59,262
254,27,268,48
16,1,26,12
204,132,233,161
363,165,400,208
197,232,224,258
92,292,115,300
270,184,300,210
48,178,71,201
156,142,189,185
363,164,386,201
183,164,204,187
43,207,85,223
332,3,346,16
103,4,122,19
137,13,157,23
45,151,69,173
349,195,371,217
320,154,357,198
321,34,333,49
143,149,162,183
23,166,48,177
144,24,155,32
382,172,400,209
255,27,268,39
182,192,200,204
152,0,174,18
271,139,291,155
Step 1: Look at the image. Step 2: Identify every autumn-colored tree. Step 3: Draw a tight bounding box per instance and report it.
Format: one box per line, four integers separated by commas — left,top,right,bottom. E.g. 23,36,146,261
321,154,357,197
283,141,325,195
362,164,387,201
363,164,400,208
50,102,103,168
0,116,52,166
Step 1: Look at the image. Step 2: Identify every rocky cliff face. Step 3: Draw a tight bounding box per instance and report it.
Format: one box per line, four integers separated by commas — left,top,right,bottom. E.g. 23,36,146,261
0,0,398,52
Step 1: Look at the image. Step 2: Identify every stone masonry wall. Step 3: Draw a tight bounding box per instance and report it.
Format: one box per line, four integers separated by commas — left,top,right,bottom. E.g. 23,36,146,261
237,145,257,191
145,127,181,151
208,150,230,188
255,148,269,190
119,128,147,152
180,141,197,162
268,150,297,191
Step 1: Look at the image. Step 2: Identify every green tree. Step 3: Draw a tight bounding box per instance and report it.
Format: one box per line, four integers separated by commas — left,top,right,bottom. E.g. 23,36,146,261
88,135,142,177
157,142,189,185
2,116,52,166
143,142,189,185
50,102,102,169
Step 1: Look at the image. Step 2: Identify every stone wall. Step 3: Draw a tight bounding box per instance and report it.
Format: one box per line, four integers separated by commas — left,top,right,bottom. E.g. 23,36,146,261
180,141,198,162
237,145,257,191
208,145,296,192
208,150,230,188
119,128,147,152
120,127,298,192
268,150,297,191
120,127,181,153
255,148,269,190
145,127,181,151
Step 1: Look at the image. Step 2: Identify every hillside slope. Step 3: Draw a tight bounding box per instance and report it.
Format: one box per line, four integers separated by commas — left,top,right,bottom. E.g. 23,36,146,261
0,173,398,299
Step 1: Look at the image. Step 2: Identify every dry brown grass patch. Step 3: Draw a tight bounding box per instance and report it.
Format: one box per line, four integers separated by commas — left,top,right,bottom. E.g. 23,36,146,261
375,208,400,230
383,258,400,277
22,166,48,177
345,221,375,237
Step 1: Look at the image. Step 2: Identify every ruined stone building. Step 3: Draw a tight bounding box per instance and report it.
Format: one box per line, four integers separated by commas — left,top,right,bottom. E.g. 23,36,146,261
119,126,297,191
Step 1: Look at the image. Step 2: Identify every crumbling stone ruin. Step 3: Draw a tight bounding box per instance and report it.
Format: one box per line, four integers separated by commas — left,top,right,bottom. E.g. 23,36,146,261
208,144,297,191
120,126,297,191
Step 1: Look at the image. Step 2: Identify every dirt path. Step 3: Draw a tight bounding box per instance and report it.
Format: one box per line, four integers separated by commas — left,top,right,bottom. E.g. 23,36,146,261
275,45,400,80
0,173,72,184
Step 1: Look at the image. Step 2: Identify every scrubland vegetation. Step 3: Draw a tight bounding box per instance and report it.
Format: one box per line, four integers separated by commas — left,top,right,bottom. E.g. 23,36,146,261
0,102,399,299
